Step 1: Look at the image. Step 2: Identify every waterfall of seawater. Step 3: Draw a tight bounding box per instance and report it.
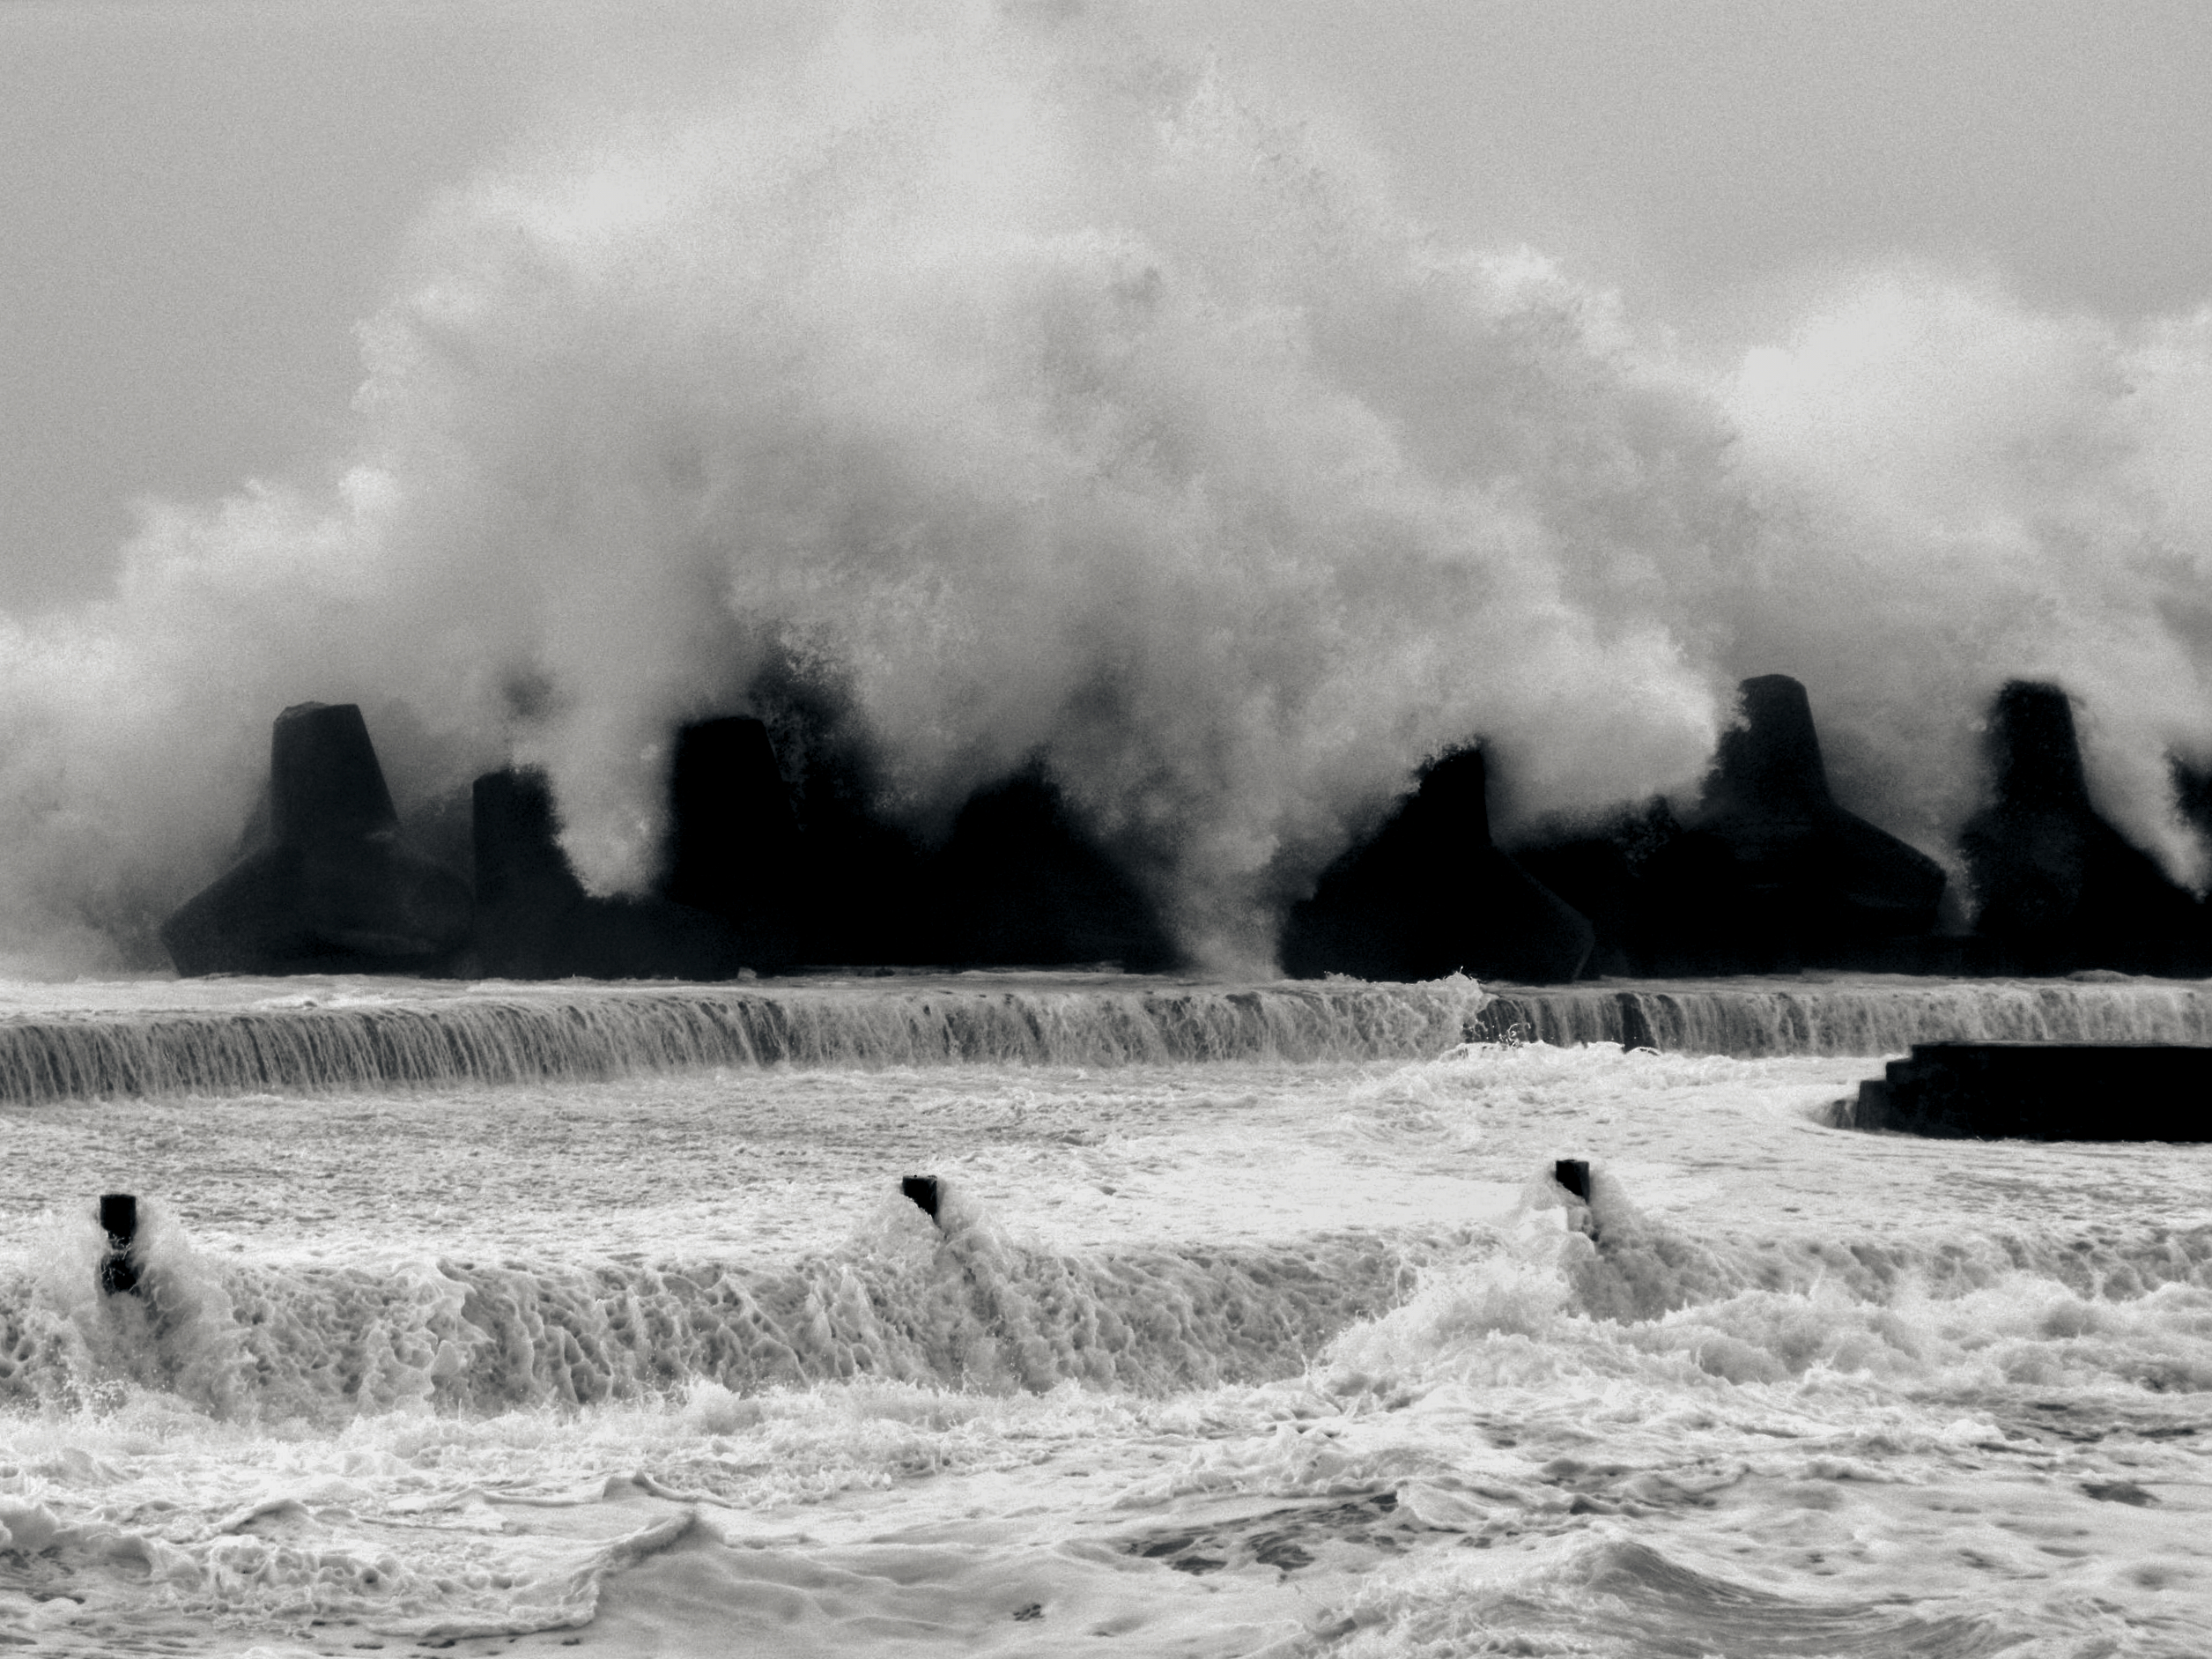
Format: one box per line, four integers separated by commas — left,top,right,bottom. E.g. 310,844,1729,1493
8,1179,2208,1423
0,977,1490,1104
0,1194,1459,1421
5,974,2211,1104
1475,976,2212,1056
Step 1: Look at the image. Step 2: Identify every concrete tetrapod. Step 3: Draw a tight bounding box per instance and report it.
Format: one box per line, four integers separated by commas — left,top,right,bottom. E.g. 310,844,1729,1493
1283,747,1594,984
1635,675,1945,973
160,704,471,975
1961,682,2201,974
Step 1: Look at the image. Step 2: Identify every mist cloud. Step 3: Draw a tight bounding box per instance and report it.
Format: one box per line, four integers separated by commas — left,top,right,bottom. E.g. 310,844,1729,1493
1,4,2206,974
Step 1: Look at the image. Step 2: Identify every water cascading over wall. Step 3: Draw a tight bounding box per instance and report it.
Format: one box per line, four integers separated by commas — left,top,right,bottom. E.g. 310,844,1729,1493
8,975,2212,1105
1467,979,2212,1058
0,1196,1460,1418
0,979,1486,1106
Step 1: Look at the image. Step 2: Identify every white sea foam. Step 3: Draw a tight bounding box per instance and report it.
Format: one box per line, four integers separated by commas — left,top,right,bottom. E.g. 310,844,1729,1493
3,983,2208,1654
1,5,2209,974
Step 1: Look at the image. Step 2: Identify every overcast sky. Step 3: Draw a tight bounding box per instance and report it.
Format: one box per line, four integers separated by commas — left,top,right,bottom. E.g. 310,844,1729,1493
4,0,2208,614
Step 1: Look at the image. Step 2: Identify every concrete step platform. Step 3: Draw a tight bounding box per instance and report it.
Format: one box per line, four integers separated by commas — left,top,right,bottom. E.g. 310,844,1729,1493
1849,1041,2212,1140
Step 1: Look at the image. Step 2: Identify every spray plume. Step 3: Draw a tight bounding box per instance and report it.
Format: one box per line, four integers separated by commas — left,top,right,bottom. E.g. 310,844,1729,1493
1,4,2208,974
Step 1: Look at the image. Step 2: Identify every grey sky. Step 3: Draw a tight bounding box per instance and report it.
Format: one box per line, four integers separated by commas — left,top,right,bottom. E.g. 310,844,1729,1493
4,0,2208,613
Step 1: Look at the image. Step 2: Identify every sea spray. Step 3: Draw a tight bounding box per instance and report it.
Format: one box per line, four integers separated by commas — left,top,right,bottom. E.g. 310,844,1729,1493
4,8,2210,974
4,1032,2211,1653
11,1146,2208,1425
1085,1159,2212,1653
0,1186,1454,1422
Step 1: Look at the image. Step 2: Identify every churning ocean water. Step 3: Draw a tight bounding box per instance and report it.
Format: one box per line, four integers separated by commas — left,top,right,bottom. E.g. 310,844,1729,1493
1,972,2208,1657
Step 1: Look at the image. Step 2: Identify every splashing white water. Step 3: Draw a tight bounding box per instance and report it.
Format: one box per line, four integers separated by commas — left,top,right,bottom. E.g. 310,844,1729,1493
9,970,2212,1107
4,1025,2209,1652
1,2,2208,974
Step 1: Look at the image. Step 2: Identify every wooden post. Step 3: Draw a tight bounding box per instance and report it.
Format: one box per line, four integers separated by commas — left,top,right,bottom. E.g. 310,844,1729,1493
98,1193,141,1297
900,1175,942,1222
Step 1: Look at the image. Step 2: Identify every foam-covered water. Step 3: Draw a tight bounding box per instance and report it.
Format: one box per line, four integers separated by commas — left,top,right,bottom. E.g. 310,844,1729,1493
8,970,2212,1105
4,976,2209,1655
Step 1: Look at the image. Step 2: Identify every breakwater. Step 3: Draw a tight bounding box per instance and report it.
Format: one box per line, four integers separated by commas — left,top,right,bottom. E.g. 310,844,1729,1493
0,976,1487,1104
1470,975,2212,1058
6,973,2212,1105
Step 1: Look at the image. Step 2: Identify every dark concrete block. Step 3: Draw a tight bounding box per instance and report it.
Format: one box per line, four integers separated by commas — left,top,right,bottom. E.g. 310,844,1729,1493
1282,747,1594,984
470,768,588,978
399,783,477,893
1849,1041,2212,1140
662,717,801,961
926,769,1176,971
746,677,932,967
743,673,1169,973
1962,683,2199,974
162,839,471,975
793,810,932,967
270,702,396,846
98,1192,140,1297
1634,676,1944,973
1512,837,1641,977
160,704,471,975
471,767,754,980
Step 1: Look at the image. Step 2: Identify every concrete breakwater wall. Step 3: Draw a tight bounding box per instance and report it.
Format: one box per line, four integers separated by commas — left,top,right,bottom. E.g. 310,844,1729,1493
156,675,2212,987
10,974,2212,1104
0,978,1486,1105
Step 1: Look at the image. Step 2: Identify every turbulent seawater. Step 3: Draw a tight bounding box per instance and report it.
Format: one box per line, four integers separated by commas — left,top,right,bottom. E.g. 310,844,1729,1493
2,974,2208,1656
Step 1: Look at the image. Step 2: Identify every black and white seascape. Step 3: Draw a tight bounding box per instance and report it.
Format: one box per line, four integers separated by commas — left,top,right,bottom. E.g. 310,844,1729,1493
4,4,2211,1655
